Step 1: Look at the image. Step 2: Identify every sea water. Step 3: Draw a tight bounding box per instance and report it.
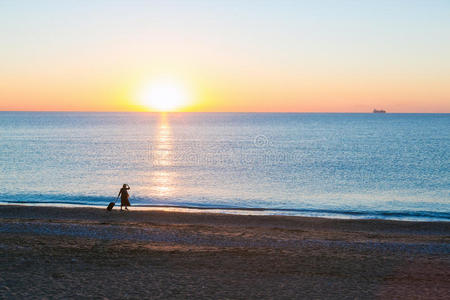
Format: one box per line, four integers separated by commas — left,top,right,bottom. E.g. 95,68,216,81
0,112,449,221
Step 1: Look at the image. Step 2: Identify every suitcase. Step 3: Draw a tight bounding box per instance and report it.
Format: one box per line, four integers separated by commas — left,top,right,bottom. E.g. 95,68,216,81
107,201,115,211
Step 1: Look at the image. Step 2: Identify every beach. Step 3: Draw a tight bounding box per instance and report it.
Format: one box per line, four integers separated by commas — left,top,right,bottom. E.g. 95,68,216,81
0,205,449,299
2,0,450,298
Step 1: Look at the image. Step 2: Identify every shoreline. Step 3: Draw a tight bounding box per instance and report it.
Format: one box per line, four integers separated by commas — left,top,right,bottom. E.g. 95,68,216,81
1,205,449,298
2,205,449,241
1,202,449,222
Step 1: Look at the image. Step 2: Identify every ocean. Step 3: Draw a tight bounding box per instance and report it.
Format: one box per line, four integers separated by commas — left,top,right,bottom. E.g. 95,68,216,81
1,112,449,221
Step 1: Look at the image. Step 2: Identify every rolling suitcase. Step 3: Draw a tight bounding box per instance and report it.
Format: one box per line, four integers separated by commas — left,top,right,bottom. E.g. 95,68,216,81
107,201,116,211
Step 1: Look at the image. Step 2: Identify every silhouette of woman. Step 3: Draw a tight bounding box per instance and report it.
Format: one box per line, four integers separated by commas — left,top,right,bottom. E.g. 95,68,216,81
117,184,131,211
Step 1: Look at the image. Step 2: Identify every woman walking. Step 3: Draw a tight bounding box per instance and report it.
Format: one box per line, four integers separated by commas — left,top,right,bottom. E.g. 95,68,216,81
117,184,131,211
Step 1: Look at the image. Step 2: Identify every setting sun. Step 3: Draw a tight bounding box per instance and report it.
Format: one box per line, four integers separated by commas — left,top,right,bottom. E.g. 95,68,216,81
138,79,189,112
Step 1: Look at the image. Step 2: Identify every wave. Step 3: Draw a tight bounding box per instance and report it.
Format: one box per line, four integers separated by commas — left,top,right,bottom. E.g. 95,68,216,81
1,193,449,221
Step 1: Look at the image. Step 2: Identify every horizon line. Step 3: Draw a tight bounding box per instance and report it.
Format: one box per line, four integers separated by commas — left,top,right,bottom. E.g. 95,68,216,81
1,110,449,114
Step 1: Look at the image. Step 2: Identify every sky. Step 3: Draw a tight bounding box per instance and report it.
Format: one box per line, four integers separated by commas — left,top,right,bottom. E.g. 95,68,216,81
0,0,449,112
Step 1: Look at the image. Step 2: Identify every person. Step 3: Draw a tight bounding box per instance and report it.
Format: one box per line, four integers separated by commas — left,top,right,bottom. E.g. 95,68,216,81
117,184,131,211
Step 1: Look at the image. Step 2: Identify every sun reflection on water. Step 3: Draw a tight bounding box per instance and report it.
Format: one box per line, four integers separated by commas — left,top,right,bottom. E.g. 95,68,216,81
151,113,174,197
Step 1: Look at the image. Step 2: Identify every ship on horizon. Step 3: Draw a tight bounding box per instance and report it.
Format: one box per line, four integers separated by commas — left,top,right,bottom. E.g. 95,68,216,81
373,109,386,113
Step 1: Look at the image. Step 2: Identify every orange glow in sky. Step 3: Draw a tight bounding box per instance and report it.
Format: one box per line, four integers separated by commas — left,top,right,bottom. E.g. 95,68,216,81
0,1,449,113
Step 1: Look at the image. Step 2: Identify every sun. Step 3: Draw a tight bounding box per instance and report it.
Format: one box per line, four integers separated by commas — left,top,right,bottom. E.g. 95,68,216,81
138,79,189,112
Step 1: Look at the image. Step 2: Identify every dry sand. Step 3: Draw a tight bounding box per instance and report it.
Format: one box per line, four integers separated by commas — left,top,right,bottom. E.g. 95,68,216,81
0,205,449,299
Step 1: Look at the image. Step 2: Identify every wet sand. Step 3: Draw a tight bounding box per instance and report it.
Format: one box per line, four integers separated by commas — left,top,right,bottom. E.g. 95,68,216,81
1,205,449,299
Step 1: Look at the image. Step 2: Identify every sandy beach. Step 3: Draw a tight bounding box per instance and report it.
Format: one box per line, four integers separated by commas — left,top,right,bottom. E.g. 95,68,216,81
0,205,449,299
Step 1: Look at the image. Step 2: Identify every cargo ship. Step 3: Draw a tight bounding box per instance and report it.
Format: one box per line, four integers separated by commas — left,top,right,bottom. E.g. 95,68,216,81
373,109,386,113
